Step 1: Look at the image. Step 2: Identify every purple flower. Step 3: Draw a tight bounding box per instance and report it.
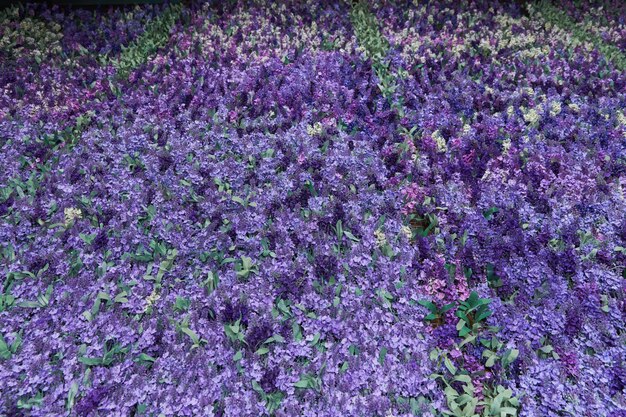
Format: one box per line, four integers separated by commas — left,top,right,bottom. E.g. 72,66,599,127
222,301,249,327
246,320,272,351
75,385,115,416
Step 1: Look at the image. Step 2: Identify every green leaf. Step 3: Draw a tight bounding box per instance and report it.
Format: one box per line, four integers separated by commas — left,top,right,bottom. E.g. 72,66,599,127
255,347,269,355
467,291,479,306
344,230,360,242
500,406,517,416
458,326,471,337
539,345,553,354
335,220,343,240
349,344,359,356
601,294,610,313
453,374,472,384
459,334,476,348
491,388,509,414
242,256,252,269
224,321,245,343
418,299,436,311
181,327,200,345
333,296,340,307
292,322,303,342
475,308,492,323
66,381,79,412
483,207,499,220
378,347,388,365
309,332,321,347
381,243,394,258
97,292,110,301
174,296,191,312
294,378,310,389
501,348,519,368
444,356,457,375
229,322,240,334
0,335,11,360
10,332,22,353
114,291,128,304
444,385,459,398
17,391,44,410
378,289,393,306
135,353,156,364
251,380,264,395
79,357,103,366
18,301,40,308
456,311,469,323
79,232,97,245
424,313,437,321
441,302,455,313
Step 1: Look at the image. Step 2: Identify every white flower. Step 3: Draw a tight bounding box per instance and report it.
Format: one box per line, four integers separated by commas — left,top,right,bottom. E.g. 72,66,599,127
433,130,447,153
568,103,580,113
306,122,323,136
549,101,561,117
374,229,387,248
507,106,515,117
502,138,511,153
64,207,82,226
523,108,540,125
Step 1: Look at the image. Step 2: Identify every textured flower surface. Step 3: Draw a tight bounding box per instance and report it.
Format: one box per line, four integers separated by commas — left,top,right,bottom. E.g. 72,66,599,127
0,1,625,416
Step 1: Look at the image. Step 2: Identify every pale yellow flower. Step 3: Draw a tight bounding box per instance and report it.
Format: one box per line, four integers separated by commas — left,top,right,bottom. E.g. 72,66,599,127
523,108,540,125
374,229,387,248
433,130,447,153
568,103,580,113
64,207,82,226
549,101,561,117
143,289,161,313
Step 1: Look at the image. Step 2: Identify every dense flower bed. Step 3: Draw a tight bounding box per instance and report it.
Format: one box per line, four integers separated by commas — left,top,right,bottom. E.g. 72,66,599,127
557,0,626,50
373,1,625,415
0,1,625,416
